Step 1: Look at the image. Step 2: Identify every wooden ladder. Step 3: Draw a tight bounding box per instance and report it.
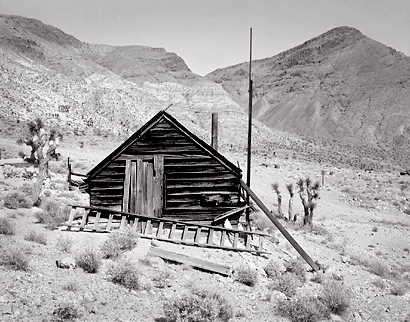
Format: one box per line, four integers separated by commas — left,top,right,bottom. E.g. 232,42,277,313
65,205,270,254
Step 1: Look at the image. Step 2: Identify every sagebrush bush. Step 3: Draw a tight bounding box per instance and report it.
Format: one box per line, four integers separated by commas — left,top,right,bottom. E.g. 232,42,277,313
319,281,350,315
0,244,30,271
75,248,101,273
153,270,173,289
24,230,47,245
107,259,141,290
285,258,306,283
163,287,233,322
390,282,408,296
56,235,73,253
268,272,300,297
52,302,80,321
277,296,329,322
235,265,258,287
36,198,70,229
100,228,139,259
3,191,32,209
0,217,16,235
263,260,282,279
367,259,390,277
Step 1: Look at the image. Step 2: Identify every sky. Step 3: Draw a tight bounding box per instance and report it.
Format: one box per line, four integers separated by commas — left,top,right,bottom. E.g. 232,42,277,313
0,0,409,76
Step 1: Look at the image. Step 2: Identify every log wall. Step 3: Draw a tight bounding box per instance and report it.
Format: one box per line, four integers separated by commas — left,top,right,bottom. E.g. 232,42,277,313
88,119,244,222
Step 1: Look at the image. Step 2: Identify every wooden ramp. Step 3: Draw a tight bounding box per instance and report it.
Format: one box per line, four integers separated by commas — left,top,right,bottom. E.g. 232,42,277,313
64,205,270,255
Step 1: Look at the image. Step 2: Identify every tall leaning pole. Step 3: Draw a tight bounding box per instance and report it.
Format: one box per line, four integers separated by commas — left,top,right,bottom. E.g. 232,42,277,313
246,28,253,228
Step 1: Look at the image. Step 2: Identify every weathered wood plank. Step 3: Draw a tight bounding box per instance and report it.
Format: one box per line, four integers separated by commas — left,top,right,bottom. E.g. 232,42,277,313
154,155,164,218
130,161,137,213
122,160,131,213
136,159,144,215
93,212,101,230
148,247,231,276
146,163,154,217
106,214,114,231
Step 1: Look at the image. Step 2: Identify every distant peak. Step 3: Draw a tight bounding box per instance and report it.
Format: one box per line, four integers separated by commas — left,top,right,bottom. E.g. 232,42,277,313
324,26,364,37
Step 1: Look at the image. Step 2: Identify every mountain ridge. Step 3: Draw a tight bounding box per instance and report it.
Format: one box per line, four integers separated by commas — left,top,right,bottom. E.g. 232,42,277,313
207,26,410,167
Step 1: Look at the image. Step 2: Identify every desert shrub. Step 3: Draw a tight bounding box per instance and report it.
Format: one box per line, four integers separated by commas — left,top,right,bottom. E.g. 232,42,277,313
163,287,233,322
24,230,47,245
52,302,79,321
0,218,16,235
56,235,73,253
277,296,329,322
100,228,139,259
311,271,326,284
264,260,282,279
153,270,173,289
367,259,390,277
250,211,275,233
0,244,30,271
36,198,70,229
62,281,79,292
319,281,350,315
372,277,387,290
107,259,141,290
75,248,101,274
268,272,300,297
390,282,408,296
235,265,258,287
285,258,306,283
3,191,32,209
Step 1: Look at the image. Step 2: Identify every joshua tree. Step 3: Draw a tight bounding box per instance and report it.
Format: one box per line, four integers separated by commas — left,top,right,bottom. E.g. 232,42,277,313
271,182,284,219
296,177,320,225
17,117,62,205
286,183,296,222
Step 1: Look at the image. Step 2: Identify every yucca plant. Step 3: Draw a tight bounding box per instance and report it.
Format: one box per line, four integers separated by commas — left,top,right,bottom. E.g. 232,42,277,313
297,177,320,226
286,183,296,222
271,182,285,219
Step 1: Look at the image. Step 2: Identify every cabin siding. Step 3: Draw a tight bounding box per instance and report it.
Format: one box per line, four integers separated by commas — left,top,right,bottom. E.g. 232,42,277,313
87,113,244,223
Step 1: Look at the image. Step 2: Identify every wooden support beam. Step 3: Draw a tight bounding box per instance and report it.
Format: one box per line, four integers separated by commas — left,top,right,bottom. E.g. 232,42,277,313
239,179,320,272
149,247,231,276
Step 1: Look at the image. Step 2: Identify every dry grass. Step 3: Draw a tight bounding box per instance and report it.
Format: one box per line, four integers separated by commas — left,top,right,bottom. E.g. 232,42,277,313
235,265,258,287
3,191,32,209
100,228,139,259
319,281,350,315
107,259,142,290
277,296,329,322
268,272,300,297
0,217,16,235
163,286,233,322
56,235,73,253
36,198,70,230
75,248,101,274
24,230,47,245
0,244,31,271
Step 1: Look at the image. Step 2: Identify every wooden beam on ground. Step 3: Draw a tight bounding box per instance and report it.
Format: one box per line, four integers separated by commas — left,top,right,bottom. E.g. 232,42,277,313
212,205,249,224
148,246,231,276
239,179,320,272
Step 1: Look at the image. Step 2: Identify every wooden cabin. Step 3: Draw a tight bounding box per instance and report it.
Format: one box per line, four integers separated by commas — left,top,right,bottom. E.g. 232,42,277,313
84,111,247,225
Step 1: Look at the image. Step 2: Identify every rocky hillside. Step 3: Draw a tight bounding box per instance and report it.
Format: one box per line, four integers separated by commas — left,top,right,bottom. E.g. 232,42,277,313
207,27,410,168
0,14,276,152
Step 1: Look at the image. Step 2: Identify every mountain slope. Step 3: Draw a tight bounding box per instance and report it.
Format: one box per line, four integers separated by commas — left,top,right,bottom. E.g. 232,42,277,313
207,27,410,167
0,14,277,153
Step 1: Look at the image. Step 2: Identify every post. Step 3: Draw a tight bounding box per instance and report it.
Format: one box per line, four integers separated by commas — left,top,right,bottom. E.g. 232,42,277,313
211,113,218,150
246,27,253,228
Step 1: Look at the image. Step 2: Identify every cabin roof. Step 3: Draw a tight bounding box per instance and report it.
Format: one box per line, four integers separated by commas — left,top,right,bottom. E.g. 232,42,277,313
87,110,242,178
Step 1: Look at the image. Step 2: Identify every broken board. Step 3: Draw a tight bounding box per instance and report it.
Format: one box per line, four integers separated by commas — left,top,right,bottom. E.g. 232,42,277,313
148,246,231,276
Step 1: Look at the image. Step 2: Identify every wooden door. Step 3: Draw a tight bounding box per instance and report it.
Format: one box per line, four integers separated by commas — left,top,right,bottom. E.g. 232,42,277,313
122,156,164,217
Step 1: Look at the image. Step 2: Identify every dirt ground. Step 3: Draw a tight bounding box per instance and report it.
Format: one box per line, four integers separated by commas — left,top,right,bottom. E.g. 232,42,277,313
0,136,409,322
